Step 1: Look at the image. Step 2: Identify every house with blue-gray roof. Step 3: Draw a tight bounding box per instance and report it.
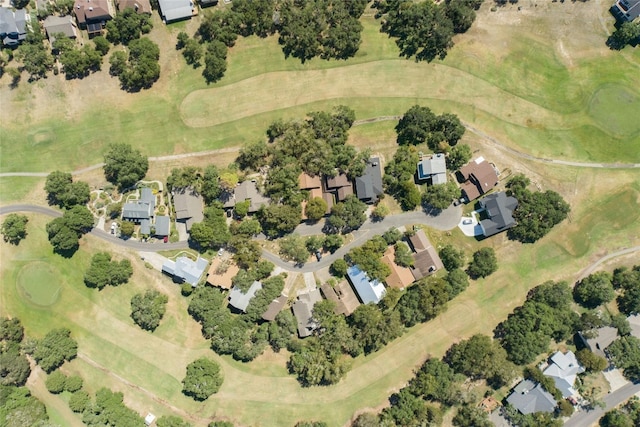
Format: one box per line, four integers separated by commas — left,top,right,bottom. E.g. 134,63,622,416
162,256,208,286
229,281,263,313
346,265,386,305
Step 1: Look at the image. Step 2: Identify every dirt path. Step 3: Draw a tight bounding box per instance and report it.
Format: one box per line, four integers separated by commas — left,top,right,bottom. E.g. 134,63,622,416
576,245,640,281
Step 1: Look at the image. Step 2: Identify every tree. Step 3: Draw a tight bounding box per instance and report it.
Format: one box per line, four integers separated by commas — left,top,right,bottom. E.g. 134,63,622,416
453,405,493,427
305,197,328,222
447,144,472,170
15,36,54,80
84,252,133,289
46,205,94,254
182,358,223,400
380,0,455,62
422,181,460,210
120,220,135,238
349,304,403,354
183,38,202,66
0,347,31,386
576,348,608,372
331,259,348,277
327,195,367,233
45,370,67,393
105,7,152,45
468,247,498,279
93,36,110,56
608,22,640,50
397,277,450,327
574,272,615,309
45,171,90,208
64,375,83,392
83,387,143,425
323,234,343,253
279,234,309,265
257,204,301,238
608,336,640,382
445,268,470,297
599,409,633,427
231,269,256,292
233,200,250,218
68,390,90,413
166,166,201,192
33,328,77,373
0,385,49,425
1,214,28,245
197,9,240,47
201,165,222,205
202,40,228,84
395,105,438,146
130,290,168,331
246,275,285,322
110,37,160,91
393,242,414,268
351,413,380,427
232,0,275,37
237,140,270,171
439,244,465,271
59,45,102,78
103,143,148,190
1,318,24,344
305,235,324,254
371,204,389,221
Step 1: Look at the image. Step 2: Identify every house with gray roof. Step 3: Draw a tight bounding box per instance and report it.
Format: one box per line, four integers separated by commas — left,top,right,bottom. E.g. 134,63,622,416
579,326,619,359
228,281,263,313
355,157,384,204
417,153,447,185
122,188,156,222
173,189,203,231
0,7,27,47
478,192,518,237
157,0,193,23
162,256,208,286
543,351,585,398
347,266,386,305
224,180,270,214
611,0,640,22
43,15,78,44
154,215,170,237
292,289,322,338
506,380,557,415
140,219,151,235
261,295,288,321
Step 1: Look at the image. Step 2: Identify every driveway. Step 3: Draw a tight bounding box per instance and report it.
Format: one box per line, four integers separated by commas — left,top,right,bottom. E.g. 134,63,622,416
138,251,170,272
458,210,483,237
604,368,629,392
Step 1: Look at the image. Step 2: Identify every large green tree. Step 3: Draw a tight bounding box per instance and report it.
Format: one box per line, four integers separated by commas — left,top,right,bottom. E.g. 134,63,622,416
130,290,168,331
182,358,224,400
105,7,152,45
103,143,148,189
608,336,640,382
422,181,460,210
1,214,28,245
574,271,615,309
33,328,78,373
109,37,160,91
467,247,498,279
327,195,367,234
84,252,133,289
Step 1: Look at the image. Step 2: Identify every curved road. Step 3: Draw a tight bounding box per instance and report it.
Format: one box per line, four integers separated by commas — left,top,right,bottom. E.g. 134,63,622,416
0,204,461,272
2,118,640,178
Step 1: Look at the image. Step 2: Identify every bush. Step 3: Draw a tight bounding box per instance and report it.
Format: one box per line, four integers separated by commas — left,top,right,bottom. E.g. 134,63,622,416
45,370,67,394
64,375,83,392
181,282,194,296
68,390,90,413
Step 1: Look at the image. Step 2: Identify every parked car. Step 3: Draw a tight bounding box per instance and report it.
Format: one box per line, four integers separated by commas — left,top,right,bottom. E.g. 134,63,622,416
315,251,322,261
462,218,473,225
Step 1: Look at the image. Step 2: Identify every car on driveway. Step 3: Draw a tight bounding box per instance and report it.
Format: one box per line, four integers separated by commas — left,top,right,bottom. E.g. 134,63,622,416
462,218,473,225
315,251,322,261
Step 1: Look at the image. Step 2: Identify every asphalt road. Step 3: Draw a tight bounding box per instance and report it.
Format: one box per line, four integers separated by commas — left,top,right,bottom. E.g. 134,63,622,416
565,382,640,427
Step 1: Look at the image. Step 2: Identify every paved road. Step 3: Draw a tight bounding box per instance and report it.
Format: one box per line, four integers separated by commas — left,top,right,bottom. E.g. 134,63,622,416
565,382,640,427
576,245,640,281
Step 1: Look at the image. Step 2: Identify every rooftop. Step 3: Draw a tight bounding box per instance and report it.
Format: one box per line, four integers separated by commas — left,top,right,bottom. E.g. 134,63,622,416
319,281,360,316
43,15,78,42
173,189,203,230
292,289,322,338
417,153,447,184
543,350,585,398
162,256,208,286
299,172,322,190
347,265,386,305
262,295,288,322
154,215,170,237
380,246,415,289
355,157,384,203
459,157,499,202
479,192,518,237
506,380,557,415
228,281,262,313
157,0,193,22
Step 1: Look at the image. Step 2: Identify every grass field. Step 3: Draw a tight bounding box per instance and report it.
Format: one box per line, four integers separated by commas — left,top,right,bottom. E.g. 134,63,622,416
1,1,640,426
16,262,62,306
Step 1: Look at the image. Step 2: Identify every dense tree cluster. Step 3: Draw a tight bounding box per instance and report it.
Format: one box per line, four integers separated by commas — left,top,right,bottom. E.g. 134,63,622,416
53,35,102,79
467,247,498,279
257,204,301,238
506,174,570,243
377,0,482,62
103,143,148,190
326,195,368,234
0,318,30,387
32,328,78,373
15,22,54,81
396,276,450,327
131,290,168,331
608,335,640,382
45,171,90,209
574,271,615,309
182,357,223,400
395,105,465,149
84,252,133,289
245,275,285,322
494,281,579,364
599,397,640,427
46,205,94,254
383,145,421,211
614,265,640,316
1,214,28,245
82,388,143,426
0,384,49,426
439,244,465,271
106,7,152,45
278,0,367,62
346,236,391,281
422,181,460,210
607,22,640,50
109,37,160,91
190,203,231,250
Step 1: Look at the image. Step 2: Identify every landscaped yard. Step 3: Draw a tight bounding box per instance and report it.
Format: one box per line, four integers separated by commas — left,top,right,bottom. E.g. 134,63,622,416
1,1,640,426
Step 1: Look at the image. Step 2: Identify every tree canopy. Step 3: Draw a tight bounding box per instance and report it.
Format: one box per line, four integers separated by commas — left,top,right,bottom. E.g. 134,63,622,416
46,205,94,254
1,214,28,245
103,143,149,189
573,271,615,309
608,336,640,382
109,37,160,91
130,290,168,331
84,252,133,289
105,7,152,45
614,266,640,316
45,171,90,208
182,358,223,400
467,247,498,279
395,105,464,149
33,328,78,373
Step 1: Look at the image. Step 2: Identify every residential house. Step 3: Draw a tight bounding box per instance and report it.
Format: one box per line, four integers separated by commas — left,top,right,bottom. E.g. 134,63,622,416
506,379,557,415
0,7,27,47
478,192,518,237
43,15,78,44
206,258,239,289
117,0,152,14
223,180,270,214
417,153,447,185
300,172,331,219
73,0,113,36
292,289,322,338
173,189,203,232
319,281,360,316
543,351,585,398
326,173,353,202
228,281,262,313
261,295,288,322
407,229,444,280
380,245,415,289
162,256,208,286
157,0,194,23
140,219,151,235
611,0,640,22
458,157,499,202
347,265,386,305
579,326,619,359
154,215,170,237
122,188,155,223
355,157,384,204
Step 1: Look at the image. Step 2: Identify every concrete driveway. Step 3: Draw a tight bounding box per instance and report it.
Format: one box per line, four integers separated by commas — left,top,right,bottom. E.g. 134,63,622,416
604,368,629,392
458,210,483,237
139,251,170,272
